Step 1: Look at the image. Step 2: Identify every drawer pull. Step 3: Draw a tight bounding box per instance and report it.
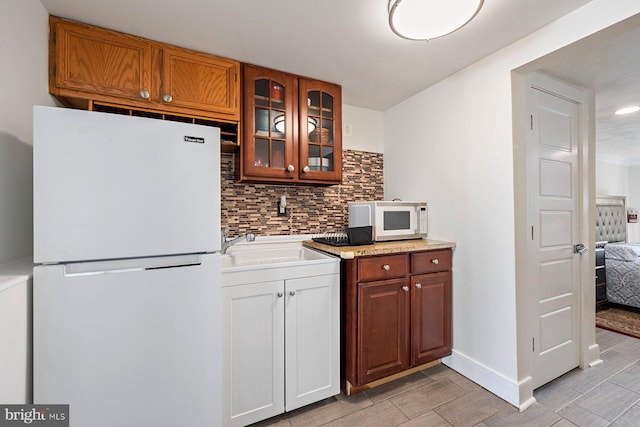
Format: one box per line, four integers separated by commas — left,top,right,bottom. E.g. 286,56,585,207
402,286,409,292
383,264,390,271
431,259,439,265
415,283,422,289
277,292,283,298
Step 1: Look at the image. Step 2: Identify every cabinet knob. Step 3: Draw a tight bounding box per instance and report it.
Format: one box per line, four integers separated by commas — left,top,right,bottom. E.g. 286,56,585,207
277,292,283,298
289,290,296,296
431,259,439,265
302,166,310,173
402,286,409,292
162,94,173,103
382,264,390,271
287,165,295,172
416,283,422,289
139,90,150,99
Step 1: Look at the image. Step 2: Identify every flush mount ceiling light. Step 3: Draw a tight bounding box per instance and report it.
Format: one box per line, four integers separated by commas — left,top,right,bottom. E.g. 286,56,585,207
614,105,640,115
388,0,484,42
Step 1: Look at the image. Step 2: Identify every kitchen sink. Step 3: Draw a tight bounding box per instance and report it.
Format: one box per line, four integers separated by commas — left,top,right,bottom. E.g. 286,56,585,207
220,240,336,271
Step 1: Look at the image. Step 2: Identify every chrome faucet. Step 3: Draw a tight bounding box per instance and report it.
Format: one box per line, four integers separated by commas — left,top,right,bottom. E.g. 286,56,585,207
221,228,256,254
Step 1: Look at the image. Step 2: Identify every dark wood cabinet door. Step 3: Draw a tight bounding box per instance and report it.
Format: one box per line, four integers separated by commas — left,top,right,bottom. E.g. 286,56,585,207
411,271,451,366
357,278,410,385
241,65,297,181
51,16,152,103
298,78,342,184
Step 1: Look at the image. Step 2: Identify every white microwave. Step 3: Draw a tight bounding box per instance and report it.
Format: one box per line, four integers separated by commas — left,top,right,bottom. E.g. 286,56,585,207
348,201,427,242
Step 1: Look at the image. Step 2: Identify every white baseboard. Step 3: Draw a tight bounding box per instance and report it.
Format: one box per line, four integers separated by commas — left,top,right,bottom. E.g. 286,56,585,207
443,350,527,409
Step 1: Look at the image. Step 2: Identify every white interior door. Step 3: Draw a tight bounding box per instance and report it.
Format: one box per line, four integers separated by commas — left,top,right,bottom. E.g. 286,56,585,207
528,86,582,389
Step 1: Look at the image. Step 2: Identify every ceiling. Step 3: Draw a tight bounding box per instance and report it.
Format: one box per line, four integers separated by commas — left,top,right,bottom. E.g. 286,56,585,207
39,0,640,165
39,0,592,111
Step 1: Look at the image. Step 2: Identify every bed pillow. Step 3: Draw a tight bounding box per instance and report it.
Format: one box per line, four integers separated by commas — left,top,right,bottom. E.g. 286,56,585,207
605,243,640,261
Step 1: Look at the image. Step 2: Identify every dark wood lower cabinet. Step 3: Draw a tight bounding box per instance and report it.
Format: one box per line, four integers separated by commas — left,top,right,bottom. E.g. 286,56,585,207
411,272,451,366
343,248,453,392
357,278,410,384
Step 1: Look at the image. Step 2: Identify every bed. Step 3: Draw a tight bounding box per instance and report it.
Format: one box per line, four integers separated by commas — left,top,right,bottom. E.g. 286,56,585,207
596,195,640,309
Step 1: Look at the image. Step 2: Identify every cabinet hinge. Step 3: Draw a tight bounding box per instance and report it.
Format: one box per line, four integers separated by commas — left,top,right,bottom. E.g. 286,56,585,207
53,31,56,44
52,65,56,77
531,226,534,241
530,114,533,130
532,337,535,352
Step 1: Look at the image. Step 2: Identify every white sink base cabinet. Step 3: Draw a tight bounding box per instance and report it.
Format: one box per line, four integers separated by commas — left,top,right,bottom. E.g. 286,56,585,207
222,262,340,427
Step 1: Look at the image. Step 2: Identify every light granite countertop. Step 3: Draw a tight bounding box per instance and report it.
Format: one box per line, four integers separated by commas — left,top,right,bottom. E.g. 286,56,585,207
303,239,456,259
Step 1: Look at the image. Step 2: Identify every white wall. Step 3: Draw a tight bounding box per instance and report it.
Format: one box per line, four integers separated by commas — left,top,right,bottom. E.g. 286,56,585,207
0,0,55,264
342,105,384,154
383,0,640,408
596,160,629,196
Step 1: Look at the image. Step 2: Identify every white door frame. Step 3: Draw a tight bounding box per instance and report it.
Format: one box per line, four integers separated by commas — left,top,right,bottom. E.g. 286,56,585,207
512,71,600,410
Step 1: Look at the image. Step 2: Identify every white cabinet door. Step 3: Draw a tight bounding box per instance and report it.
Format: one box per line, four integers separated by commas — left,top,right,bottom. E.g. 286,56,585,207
285,274,340,411
222,280,285,427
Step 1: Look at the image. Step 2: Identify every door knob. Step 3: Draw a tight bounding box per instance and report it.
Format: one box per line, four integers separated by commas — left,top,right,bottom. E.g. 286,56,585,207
289,290,296,296
139,90,150,99
277,292,283,298
287,165,295,172
163,94,173,103
415,283,422,289
402,286,409,292
574,244,588,255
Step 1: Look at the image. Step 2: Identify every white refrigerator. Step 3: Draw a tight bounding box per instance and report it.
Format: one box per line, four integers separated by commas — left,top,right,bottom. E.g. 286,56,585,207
33,106,222,427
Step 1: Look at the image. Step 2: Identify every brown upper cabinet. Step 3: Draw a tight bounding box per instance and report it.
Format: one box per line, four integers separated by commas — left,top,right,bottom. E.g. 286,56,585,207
241,64,342,185
49,16,240,121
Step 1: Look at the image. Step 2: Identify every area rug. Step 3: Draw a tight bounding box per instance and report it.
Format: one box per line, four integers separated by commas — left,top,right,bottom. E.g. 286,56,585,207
596,307,640,339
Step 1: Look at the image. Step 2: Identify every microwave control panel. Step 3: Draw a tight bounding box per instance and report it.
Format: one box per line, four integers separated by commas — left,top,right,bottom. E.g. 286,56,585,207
419,206,428,235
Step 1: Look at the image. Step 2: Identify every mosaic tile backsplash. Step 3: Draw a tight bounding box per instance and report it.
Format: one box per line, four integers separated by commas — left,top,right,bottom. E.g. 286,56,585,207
221,150,384,237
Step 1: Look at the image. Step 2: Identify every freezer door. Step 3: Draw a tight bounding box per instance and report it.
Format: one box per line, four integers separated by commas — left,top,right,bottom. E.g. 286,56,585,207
33,253,221,427
34,106,221,264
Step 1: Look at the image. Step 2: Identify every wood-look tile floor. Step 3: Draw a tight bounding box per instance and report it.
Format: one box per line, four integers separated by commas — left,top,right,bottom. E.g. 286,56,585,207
250,328,640,427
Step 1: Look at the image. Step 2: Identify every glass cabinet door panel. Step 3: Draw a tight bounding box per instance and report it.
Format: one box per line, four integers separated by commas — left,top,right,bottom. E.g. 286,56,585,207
270,82,284,109
254,138,269,168
322,146,334,172
307,91,320,112
270,110,286,139
321,92,334,118
272,140,285,168
255,79,269,107
255,108,269,136
321,118,334,145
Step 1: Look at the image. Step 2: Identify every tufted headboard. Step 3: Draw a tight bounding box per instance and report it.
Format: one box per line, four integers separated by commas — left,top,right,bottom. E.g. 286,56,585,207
596,195,627,244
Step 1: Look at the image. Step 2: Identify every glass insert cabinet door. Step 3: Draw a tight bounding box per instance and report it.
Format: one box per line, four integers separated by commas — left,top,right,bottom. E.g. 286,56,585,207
299,78,342,183
242,65,295,180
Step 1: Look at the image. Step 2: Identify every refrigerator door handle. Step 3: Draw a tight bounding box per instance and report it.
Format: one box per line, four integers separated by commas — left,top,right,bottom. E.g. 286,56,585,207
63,254,204,277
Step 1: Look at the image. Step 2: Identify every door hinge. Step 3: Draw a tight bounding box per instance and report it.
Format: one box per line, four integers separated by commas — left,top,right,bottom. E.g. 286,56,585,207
532,337,535,352
530,114,533,130
53,31,56,44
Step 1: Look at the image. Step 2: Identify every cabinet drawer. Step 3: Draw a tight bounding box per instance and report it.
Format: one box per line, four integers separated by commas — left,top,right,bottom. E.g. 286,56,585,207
596,266,606,284
358,254,408,282
411,250,452,274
